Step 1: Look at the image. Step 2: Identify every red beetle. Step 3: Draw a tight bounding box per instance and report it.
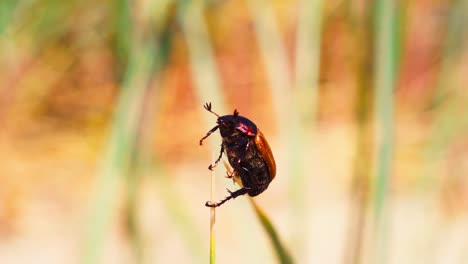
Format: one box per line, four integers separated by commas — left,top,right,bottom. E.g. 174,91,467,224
200,103,276,207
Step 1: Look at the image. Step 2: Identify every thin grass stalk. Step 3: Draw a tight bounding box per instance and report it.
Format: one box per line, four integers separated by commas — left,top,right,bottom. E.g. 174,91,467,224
178,3,228,260
210,152,217,264
119,1,148,262
114,0,132,78
181,1,293,261
344,1,375,263
372,0,400,262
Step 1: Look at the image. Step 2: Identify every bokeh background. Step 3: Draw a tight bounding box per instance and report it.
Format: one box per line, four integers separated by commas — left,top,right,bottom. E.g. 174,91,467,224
1,0,468,263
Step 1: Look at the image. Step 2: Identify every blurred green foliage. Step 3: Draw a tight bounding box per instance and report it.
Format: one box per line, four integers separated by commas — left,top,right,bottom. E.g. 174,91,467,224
1,0,468,263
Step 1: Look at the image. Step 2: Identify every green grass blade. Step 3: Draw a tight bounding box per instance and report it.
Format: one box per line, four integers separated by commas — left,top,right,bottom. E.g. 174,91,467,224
178,2,228,262
223,161,294,264
181,1,294,262
82,42,157,264
249,199,294,264
246,1,304,260
372,0,400,262
81,0,166,261
114,0,132,77
209,153,217,264
344,2,375,263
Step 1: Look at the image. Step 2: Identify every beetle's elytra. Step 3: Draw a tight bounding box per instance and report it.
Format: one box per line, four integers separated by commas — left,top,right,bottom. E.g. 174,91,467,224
199,102,276,207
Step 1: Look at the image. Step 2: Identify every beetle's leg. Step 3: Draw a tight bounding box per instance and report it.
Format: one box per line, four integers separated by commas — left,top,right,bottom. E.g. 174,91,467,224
200,125,219,145
205,187,249,208
208,144,224,171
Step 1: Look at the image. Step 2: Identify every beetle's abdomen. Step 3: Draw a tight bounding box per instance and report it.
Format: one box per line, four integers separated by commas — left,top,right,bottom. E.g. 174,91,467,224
223,134,273,197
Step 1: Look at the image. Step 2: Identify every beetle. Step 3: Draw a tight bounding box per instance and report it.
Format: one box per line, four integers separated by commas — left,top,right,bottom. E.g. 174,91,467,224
199,102,276,207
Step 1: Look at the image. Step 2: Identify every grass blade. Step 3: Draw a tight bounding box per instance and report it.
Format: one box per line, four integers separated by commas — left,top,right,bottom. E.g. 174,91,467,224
210,153,217,264
81,0,169,262
223,161,294,264
372,0,400,262
249,199,294,264
344,2,375,263
81,46,156,264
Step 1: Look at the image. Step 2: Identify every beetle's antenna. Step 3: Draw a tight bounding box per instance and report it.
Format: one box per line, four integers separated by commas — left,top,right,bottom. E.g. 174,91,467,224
205,188,249,207
204,102,220,118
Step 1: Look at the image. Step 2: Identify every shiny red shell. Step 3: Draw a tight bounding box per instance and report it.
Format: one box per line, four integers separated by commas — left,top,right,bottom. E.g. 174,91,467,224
254,129,276,179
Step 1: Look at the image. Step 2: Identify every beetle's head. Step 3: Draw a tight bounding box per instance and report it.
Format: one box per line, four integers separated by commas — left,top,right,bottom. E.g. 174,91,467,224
217,114,257,137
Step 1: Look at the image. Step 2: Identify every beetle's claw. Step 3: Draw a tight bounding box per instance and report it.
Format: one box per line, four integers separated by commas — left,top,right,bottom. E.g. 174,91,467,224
226,188,233,195
225,171,233,178
208,164,214,171
233,109,239,116
205,201,216,207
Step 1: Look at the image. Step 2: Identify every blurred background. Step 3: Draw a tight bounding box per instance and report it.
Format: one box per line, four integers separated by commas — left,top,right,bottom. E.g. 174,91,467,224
1,0,468,263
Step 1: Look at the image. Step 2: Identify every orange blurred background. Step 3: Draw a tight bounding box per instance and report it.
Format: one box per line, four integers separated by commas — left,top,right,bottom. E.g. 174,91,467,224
1,0,468,263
